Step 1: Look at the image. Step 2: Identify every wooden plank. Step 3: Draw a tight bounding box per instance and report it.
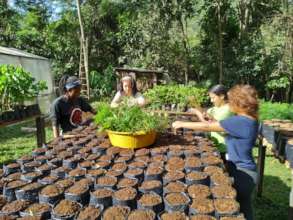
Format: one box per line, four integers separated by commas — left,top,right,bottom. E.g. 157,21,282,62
256,140,266,197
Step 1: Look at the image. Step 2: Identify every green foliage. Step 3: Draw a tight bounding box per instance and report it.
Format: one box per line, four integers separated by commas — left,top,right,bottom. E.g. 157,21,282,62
89,65,116,100
0,65,47,111
259,101,293,121
94,102,168,133
144,85,209,109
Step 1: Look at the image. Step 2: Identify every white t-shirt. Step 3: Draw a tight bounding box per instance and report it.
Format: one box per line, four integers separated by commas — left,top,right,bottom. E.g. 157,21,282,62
111,91,145,107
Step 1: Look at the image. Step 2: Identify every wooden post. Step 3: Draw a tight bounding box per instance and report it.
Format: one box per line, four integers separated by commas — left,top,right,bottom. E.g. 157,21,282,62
256,138,266,197
36,116,46,147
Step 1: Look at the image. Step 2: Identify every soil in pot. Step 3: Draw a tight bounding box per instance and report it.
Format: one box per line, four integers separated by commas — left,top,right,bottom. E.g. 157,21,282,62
190,199,215,215
117,177,138,189
190,215,216,220
119,149,134,157
39,184,64,205
22,203,51,217
128,161,147,169
32,148,47,156
135,148,150,157
145,166,164,179
21,171,43,182
0,196,7,210
103,205,130,220
163,171,185,184
94,161,111,169
86,169,105,179
57,151,73,160
139,180,162,194
16,182,43,202
210,173,232,186
106,147,121,156
167,149,184,158
63,157,80,169
67,168,86,180
95,176,117,189
185,157,202,171
115,156,132,163
55,178,75,191
3,172,22,182
90,188,113,208
38,175,59,185
211,185,237,199
151,154,167,163
164,192,189,207
86,154,100,161
78,160,94,170
151,147,168,155
51,167,70,178
111,162,127,172
113,187,137,203
204,166,224,176
164,181,186,194
214,199,240,216
98,155,112,162
1,200,31,215
187,184,211,199
166,157,185,171
36,164,55,175
201,156,223,167
124,168,144,178
135,156,151,164
35,155,49,164
65,183,89,203
138,192,163,213
53,199,81,218
17,155,34,164
4,163,21,175
3,180,27,201
128,209,155,220
160,211,187,220
76,205,102,220
185,171,209,185
105,169,123,179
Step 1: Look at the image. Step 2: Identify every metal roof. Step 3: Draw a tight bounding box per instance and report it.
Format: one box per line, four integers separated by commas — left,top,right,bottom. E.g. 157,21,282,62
0,46,48,60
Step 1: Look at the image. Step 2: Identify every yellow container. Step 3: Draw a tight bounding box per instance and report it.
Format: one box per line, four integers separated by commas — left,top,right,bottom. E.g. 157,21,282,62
107,130,157,149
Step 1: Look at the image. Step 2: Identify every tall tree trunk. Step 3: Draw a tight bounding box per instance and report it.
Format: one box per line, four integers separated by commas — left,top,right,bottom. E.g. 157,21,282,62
217,0,223,84
76,0,90,98
179,16,190,85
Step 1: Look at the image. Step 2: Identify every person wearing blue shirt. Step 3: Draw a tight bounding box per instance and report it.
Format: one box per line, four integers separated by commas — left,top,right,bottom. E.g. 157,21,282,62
172,84,259,220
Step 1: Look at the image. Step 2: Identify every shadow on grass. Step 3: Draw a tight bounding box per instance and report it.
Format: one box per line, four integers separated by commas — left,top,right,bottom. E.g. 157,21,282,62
254,175,290,220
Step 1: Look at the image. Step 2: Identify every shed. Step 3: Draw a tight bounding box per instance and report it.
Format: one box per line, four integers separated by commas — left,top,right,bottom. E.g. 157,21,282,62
115,67,165,92
0,46,55,114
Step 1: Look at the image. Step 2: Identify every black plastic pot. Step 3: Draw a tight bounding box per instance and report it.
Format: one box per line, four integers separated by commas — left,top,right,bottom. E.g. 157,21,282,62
21,161,42,173
3,180,28,202
48,158,63,167
86,169,106,181
117,177,138,189
21,171,43,182
139,180,163,196
113,188,137,210
144,167,164,181
65,186,90,205
63,158,79,170
76,204,103,220
94,176,117,190
36,164,56,176
51,167,69,179
89,189,113,209
3,163,21,175
20,204,51,220
163,192,190,213
189,199,215,216
17,155,34,165
124,168,144,184
51,201,82,220
163,181,187,195
137,192,164,214
15,183,43,202
185,171,210,186
39,191,64,206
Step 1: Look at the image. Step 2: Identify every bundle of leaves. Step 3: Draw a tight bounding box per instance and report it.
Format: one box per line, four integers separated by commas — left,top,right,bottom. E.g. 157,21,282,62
94,102,168,133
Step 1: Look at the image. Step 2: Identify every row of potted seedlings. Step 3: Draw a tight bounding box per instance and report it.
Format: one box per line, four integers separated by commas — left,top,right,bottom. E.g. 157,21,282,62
0,125,245,220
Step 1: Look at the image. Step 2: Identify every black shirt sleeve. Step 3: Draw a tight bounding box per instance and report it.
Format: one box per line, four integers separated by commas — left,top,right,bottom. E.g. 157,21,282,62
79,97,94,113
50,99,61,127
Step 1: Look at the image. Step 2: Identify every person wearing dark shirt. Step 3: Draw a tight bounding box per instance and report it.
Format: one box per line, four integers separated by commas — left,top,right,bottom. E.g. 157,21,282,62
172,85,259,220
50,75,95,138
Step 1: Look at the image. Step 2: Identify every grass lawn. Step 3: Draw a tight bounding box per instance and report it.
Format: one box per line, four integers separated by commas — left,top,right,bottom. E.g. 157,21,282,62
0,122,291,220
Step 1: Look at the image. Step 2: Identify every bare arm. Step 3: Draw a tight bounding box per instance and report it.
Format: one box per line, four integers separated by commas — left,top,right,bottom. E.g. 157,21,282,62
52,125,60,138
172,121,225,132
111,92,122,108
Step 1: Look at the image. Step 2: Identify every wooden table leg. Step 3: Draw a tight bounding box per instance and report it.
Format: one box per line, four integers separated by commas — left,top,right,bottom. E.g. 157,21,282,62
36,115,46,147
256,142,266,197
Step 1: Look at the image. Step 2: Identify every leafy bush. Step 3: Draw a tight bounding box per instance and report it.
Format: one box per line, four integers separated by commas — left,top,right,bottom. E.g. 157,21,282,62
144,84,209,109
259,101,293,121
89,65,116,100
0,65,47,111
94,102,168,133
